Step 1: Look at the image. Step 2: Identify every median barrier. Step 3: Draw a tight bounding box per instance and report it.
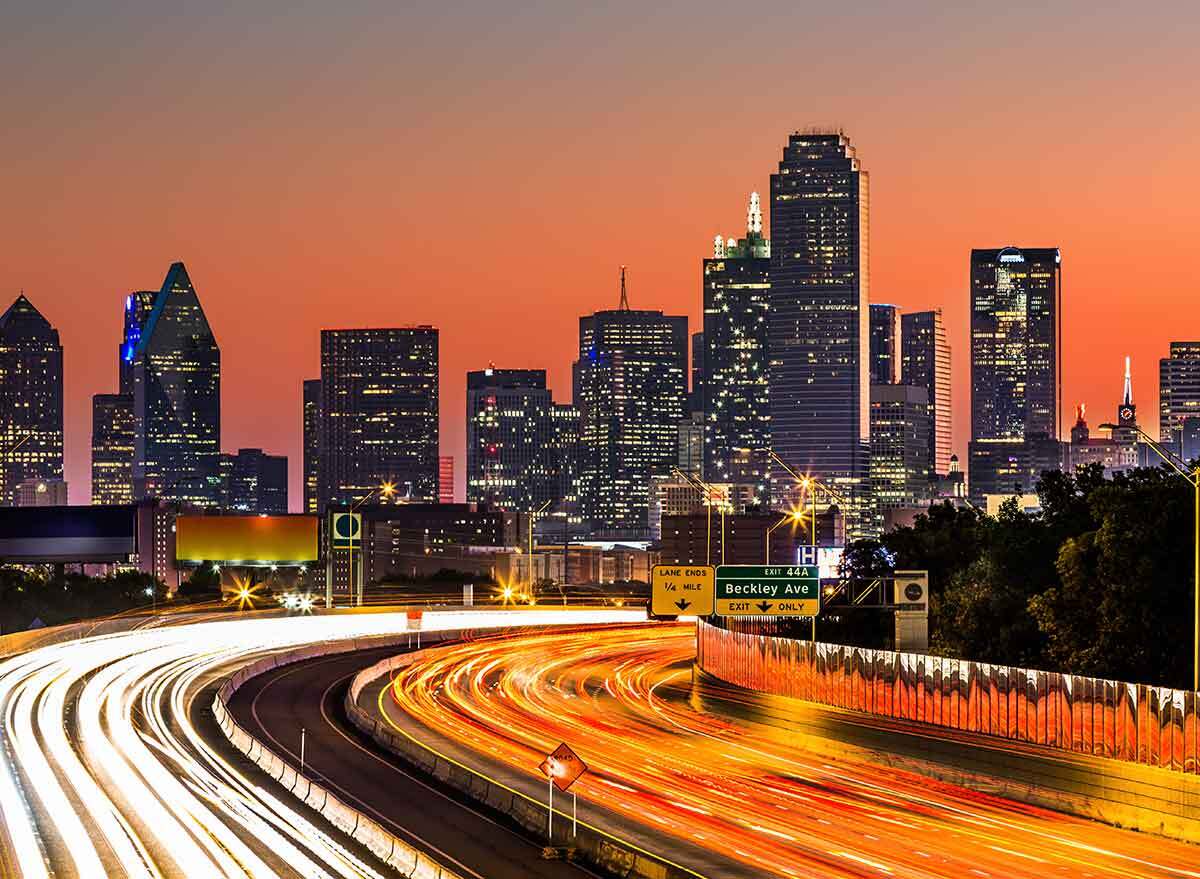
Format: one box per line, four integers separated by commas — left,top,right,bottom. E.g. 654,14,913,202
210,632,466,879
346,649,708,879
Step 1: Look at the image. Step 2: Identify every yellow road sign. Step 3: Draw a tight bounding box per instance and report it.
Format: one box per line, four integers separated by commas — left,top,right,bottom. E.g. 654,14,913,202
650,564,715,616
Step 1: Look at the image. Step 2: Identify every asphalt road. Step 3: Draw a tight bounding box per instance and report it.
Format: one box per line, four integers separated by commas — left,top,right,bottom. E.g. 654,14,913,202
227,645,597,879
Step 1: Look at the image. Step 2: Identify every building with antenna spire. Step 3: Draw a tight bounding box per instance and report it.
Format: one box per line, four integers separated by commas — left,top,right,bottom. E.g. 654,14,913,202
1065,357,1139,476
702,191,770,501
572,268,688,537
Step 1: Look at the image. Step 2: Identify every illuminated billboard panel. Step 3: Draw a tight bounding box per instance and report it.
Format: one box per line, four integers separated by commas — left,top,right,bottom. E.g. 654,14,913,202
176,515,318,564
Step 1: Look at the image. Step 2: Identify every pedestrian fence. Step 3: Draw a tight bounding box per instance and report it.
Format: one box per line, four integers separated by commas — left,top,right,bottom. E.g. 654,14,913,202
697,621,1200,774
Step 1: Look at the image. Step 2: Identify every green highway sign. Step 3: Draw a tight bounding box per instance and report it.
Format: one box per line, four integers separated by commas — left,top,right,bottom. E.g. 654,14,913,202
714,565,820,616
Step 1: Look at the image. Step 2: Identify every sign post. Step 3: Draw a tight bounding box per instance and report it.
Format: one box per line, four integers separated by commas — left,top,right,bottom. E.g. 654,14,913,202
650,565,715,617
327,512,363,609
714,564,820,616
538,742,587,847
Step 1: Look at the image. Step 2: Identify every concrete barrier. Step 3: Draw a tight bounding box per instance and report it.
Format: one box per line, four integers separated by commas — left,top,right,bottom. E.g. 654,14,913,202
347,650,707,879
210,633,465,879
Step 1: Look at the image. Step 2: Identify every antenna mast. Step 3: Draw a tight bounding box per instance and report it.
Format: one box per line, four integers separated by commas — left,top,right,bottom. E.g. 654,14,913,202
618,265,630,310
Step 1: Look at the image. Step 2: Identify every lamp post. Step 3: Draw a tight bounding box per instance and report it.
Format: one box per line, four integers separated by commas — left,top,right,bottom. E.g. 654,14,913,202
765,509,806,565
347,481,396,606
672,468,731,566
528,499,552,599
1100,422,1200,691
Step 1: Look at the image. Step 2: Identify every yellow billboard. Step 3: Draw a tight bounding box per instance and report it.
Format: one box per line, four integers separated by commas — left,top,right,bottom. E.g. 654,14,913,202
176,515,318,564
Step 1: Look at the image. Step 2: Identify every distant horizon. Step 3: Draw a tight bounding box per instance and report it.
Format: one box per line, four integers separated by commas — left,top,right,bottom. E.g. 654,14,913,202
3,2,1196,509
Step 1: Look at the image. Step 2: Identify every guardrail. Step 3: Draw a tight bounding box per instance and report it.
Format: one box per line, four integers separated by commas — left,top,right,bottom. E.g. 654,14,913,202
210,635,464,879
698,621,1200,774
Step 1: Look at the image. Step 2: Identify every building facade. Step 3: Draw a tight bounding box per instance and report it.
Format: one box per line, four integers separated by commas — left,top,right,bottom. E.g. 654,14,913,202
969,247,1062,498
221,448,288,514
869,384,932,510
901,309,952,475
768,132,872,538
703,192,771,498
0,295,63,505
302,379,321,514
91,393,135,504
132,263,222,505
869,304,901,385
465,368,578,514
319,327,439,509
574,273,688,537
1160,342,1200,451
439,455,455,503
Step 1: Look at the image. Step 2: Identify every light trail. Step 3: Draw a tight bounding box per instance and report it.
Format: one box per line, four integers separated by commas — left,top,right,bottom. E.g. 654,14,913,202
385,624,1200,879
0,608,641,877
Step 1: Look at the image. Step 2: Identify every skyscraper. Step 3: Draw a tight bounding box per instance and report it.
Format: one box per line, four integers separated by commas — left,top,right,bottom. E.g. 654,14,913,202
1160,342,1200,450
222,448,288,514
302,378,322,514
92,290,156,505
320,327,439,509
869,384,932,510
768,131,872,537
0,294,63,505
574,270,687,536
465,367,578,513
703,192,771,498
901,309,952,475
689,331,705,416
969,247,1062,498
869,304,901,385
132,263,222,505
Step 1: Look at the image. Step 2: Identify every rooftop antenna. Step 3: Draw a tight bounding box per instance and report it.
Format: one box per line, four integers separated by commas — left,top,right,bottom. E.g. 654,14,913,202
1123,356,1133,406
618,265,630,310
747,192,762,235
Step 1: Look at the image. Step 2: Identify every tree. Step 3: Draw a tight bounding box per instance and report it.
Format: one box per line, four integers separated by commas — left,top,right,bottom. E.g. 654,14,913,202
179,562,221,597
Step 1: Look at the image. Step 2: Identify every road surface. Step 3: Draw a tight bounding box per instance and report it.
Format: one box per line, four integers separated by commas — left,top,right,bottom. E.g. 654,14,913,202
380,623,1200,879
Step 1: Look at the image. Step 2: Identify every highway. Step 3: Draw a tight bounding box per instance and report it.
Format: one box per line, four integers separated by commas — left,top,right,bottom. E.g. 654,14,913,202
0,607,641,878
381,623,1200,879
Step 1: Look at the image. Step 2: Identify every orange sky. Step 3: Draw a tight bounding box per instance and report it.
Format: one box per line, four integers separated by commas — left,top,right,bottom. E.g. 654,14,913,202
2,2,1197,509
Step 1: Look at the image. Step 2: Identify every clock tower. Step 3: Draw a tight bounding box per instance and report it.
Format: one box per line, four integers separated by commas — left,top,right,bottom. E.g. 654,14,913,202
1113,356,1139,450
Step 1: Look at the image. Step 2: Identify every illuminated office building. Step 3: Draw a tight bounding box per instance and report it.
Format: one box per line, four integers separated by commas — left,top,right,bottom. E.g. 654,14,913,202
901,309,952,475
0,294,63,505
303,379,321,514
703,192,771,499
466,367,579,513
768,132,872,537
439,456,455,503
869,384,932,510
222,447,288,514
319,327,439,509
574,270,687,537
969,247,1062,498
690,331,705,416
132,263,222,505
869,304,901,385
1160,342,1200,451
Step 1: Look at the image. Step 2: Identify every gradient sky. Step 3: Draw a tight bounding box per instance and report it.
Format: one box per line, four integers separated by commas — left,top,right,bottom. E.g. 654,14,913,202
3,1,1198,509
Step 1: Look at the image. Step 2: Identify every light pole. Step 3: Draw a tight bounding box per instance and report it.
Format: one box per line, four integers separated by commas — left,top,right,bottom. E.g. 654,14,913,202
672,468,731,566
528,499,552,599
1100,422,1200,691
765,509,806,565
347,481,397,606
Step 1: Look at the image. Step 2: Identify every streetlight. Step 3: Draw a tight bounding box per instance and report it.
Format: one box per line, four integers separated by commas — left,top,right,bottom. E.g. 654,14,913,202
527,499,552,596
765,509,806,565
672,468,731,566
1100,422,1200,690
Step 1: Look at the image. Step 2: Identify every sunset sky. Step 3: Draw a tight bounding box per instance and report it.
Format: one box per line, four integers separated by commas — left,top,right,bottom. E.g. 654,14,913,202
3,1,1198,509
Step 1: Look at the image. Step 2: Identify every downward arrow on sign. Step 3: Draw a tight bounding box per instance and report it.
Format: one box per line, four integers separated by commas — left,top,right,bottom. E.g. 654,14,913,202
674,599,692,611
756,601,773,613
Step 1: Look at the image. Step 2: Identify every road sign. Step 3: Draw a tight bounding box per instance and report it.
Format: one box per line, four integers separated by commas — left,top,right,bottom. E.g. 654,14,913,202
538,742,587,792
330,512,361,549
715,564,820,616
650,564,715,616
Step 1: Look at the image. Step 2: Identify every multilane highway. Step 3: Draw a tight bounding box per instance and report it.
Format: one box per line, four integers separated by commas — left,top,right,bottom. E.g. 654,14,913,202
0,608,641,878
382,624,1200,879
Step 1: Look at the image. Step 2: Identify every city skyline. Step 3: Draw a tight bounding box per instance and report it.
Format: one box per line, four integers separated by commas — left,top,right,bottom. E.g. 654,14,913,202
3,4,1198,508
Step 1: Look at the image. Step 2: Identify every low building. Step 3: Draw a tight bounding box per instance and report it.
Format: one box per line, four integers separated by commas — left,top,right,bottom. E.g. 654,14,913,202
14,478,68,507
659,510,835,567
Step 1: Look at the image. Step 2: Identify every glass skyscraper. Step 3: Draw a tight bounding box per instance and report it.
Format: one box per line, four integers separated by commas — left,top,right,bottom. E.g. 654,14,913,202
1159,342,1200,452
574,278,687,537
869,383,932,510
768,131,872,538
868,303,901,385
319,327,439,509
466,367,579,514
221,448,288,514
132,263,222,505
969,247,1062,498
0,294,63,505
703,192,770,499
901,309,953,476
303,378,322,514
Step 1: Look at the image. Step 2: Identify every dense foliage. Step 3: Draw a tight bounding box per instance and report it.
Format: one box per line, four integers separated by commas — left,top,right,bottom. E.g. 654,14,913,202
844,464,1197,689
0,568,166,635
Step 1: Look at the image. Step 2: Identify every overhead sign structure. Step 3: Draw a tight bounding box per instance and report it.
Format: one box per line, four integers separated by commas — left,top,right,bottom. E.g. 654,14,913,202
715,565,820,616
538,742,588,793
330,512,362,549
650,564,715,616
